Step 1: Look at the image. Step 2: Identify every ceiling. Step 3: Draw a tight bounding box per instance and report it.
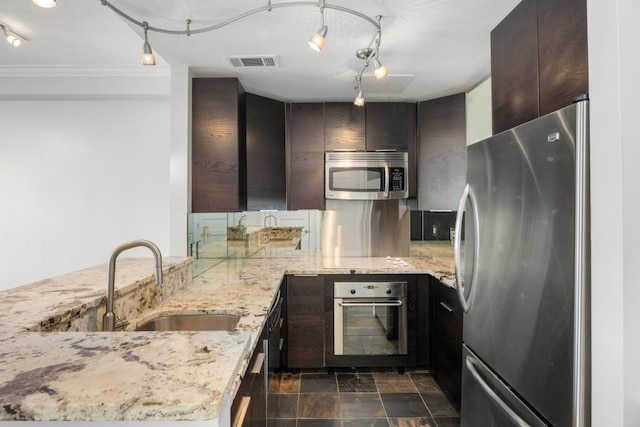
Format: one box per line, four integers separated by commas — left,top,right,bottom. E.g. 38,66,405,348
0,0,520,102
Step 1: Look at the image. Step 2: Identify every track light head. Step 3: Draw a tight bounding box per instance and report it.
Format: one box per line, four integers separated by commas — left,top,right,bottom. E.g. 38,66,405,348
141,22,156,66
32,0,57,8
354,88,364,106
308,25,328,52
1,24,25,47
6,34,21,47
372,58,387,79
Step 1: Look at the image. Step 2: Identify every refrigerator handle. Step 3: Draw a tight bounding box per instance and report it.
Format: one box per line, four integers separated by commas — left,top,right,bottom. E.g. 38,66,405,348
454,183,479,313
465,356,531,427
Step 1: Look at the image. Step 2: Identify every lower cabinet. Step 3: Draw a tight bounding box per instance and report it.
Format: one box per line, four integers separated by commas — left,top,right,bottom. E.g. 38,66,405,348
432,278,463,405
285,274,325,368
231,327,267,427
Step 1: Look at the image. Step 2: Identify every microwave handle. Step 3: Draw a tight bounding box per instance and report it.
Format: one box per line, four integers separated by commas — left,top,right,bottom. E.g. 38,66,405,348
384,162,390,198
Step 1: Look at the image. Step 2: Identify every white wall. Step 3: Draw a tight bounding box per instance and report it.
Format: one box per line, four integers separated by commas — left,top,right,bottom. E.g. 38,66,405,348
465,77,492,145
0,86,172,290
588,0,640,426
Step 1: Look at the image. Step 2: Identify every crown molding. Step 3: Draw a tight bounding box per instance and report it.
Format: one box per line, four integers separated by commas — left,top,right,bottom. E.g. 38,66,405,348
0,65,171,78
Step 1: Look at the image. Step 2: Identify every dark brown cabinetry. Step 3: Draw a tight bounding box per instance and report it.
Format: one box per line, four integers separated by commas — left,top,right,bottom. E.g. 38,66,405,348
366,103,417,197
286,103,325,210
246,93,286,210
416,275,431,367
417,94,466,211
432,279,463,406
365,103,416,152
537,0,588,116
192,78,247,212
286,274,325,368
324,103,366,151
231,326,266,427
491,0,588,134
491,0,539,135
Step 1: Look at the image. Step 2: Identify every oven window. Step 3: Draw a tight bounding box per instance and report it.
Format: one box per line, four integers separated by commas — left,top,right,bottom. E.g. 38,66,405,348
329,167,384,192
342,304,402,355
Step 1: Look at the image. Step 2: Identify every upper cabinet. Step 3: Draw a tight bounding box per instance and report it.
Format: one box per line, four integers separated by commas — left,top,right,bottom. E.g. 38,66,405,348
192,78,247,213
287,103,326,211
491,0,588,134
417,94,466,211
490,0,539,135
324,103,365,151
365,103,416,152
537,0,588,116
246,93,286,211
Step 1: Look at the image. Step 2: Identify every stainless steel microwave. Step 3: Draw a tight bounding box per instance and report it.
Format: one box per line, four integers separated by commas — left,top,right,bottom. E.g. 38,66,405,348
325,152,409,200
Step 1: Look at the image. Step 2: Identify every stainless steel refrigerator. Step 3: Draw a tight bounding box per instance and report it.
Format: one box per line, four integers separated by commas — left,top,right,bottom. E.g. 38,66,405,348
455,100,590,427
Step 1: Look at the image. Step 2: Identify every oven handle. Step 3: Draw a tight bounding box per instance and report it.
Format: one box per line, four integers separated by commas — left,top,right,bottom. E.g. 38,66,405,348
338,300,403,307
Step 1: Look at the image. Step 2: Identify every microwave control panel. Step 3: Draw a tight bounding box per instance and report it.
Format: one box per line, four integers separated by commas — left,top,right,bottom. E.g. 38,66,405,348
390,168,405,191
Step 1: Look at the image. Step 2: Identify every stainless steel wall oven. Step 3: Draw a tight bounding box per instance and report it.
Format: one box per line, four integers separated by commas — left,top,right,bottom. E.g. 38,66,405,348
333,281,408,356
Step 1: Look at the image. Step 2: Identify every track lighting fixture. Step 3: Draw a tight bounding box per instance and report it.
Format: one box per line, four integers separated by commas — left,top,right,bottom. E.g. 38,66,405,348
141,22,156,66
99,1,388,100
353,16,389,105
308,0,328,52
0,23,27,47
32,0,57,8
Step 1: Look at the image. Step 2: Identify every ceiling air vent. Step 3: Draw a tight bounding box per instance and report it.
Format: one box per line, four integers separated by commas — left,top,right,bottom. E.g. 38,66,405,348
225,56,279,68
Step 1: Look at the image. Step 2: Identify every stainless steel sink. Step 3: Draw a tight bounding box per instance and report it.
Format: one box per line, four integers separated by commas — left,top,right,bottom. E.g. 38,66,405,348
134,313,240,332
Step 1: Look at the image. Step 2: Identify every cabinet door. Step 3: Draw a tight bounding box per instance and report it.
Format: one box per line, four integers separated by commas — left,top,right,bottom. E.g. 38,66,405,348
192,78,246,212
324,102,366,151
490,0,539,134
365,103,415,152
416,276,431,367
286,275,325,368
246,93,286,210
417,94,466,211
537,0,588,115
287,103,325,210
432,280,463,406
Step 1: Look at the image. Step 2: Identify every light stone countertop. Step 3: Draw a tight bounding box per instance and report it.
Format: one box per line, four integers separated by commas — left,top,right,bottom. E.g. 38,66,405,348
0,242,455,422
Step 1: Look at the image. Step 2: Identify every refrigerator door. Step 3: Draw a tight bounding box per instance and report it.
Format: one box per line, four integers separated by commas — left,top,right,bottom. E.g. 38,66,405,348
461,345,547,427
463,104,578,427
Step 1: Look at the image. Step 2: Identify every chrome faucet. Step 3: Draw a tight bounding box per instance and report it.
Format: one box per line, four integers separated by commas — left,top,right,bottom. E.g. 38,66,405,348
238,215,247,227
103,240,163,331
264,214,277,227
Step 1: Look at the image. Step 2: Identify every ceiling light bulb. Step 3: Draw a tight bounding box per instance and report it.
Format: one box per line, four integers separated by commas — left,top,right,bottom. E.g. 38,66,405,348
372,58,388,79
354,89,365,107
141,23,156,66
141,42,156,66
6,34,21,47
308,25,327,52
32,0,57,8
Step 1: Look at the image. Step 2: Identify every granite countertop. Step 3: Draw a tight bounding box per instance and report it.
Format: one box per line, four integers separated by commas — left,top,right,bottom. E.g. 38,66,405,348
0,241,455,422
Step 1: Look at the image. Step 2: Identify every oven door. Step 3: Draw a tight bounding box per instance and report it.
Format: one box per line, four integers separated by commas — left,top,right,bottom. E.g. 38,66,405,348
334,297,407,356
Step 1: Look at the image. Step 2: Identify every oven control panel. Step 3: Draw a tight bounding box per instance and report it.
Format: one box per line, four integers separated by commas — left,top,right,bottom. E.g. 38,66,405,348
334,281,406,298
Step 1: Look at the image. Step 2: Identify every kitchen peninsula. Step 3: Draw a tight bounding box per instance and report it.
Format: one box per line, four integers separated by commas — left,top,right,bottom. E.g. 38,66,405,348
0,242,456,423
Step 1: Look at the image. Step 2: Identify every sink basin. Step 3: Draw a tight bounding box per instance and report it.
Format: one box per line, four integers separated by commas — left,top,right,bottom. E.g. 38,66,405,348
134,313,240,332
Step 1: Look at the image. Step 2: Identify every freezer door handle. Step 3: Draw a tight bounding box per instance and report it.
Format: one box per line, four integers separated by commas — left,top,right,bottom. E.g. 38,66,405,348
465,356,531,427
454,183,479,312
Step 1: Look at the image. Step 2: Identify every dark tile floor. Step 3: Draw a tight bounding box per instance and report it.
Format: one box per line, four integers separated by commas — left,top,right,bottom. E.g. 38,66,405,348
268,369,460,427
